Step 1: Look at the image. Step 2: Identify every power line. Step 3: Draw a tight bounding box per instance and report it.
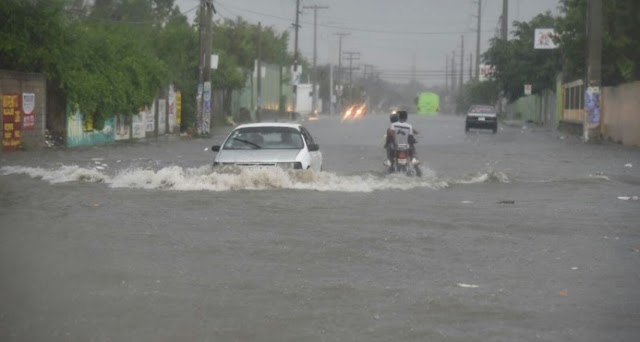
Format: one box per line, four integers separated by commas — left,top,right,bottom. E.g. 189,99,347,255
214,0,490,36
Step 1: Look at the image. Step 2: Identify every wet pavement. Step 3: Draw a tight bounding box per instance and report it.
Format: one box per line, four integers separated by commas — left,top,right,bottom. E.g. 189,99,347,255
1,114,639,341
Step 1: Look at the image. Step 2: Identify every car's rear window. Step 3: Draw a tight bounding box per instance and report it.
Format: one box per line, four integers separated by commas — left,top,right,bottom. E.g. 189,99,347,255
468,105,496,113
223,127,304,150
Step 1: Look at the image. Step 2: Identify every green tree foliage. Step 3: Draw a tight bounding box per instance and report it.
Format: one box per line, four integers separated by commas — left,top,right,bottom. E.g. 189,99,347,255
483,12,562,102
1,0,299,130
0,0,71,76
556,0,640,86
455,80,501,114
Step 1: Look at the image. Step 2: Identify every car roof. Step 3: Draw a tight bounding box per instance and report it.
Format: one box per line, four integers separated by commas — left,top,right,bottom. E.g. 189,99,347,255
233,122,302,130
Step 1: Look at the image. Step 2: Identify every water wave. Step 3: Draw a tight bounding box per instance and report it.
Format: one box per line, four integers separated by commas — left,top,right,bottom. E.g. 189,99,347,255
0,165,513,192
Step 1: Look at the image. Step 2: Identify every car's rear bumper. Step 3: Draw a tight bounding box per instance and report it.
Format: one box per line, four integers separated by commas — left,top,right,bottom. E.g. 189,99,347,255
466,117,497,129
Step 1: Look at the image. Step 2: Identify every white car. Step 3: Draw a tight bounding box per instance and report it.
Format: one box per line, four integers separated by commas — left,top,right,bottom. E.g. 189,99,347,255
211,123,323,171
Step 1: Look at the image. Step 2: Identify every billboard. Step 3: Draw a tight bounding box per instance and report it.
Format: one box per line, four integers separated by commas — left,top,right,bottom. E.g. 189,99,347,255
534,28,557,49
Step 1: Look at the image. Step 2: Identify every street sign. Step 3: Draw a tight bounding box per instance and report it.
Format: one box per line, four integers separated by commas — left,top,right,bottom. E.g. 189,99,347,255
524,84,532,95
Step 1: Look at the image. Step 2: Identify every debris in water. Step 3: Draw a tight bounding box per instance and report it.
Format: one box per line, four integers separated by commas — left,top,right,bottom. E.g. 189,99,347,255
498,200,515,204
457,283,479,288
559,289,568,297
204,147,209,151
461,200,474,204
625,163,633,168
618,196,631,201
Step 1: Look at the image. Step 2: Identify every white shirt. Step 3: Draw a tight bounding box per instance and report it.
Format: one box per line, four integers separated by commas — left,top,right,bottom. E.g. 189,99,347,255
390,121,413,147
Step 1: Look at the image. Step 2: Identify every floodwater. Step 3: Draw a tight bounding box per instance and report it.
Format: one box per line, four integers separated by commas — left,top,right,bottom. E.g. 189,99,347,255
1,114,639,341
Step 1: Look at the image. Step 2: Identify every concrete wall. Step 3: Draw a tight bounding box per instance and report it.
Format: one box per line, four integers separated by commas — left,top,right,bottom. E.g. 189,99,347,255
602,81,640,147
505,90,557,126
0,70,47,151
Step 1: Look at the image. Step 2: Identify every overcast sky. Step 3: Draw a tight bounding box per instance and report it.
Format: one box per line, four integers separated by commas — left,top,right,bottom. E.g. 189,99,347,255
176,0,560,85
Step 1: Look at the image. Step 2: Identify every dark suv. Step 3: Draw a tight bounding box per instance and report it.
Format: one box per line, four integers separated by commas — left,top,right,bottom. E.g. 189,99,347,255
465,105,498,133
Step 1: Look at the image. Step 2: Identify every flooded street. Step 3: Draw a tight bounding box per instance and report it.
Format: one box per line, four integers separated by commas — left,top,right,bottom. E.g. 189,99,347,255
1,114,639,341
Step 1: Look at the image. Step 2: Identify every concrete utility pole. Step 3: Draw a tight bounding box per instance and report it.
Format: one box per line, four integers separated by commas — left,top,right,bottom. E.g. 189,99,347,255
584,0,602,142
333,32,349,115
197,0,214,134
303,4,328,115
475,0,482,80
334,32,350,83
501,0,508,40
256,22,262,122
445,55,449,93
469,53,473,81
451,52,457,94
460,35,464,91
343,51,360,86
291,0,301,117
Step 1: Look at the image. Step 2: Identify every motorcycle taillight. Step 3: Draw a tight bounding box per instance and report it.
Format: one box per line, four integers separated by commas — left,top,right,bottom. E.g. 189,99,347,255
398,151,406,159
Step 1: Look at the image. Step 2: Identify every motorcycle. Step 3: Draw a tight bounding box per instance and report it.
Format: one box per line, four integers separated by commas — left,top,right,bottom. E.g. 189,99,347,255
387,145,422,177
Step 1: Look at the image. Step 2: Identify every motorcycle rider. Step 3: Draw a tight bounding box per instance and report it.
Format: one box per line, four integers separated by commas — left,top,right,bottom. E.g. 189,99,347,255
383,112,399,167
390,110,419,164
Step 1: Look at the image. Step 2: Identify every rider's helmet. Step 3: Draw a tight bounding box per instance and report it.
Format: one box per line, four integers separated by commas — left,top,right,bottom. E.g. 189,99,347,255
397,110,408,122
390,112,399,123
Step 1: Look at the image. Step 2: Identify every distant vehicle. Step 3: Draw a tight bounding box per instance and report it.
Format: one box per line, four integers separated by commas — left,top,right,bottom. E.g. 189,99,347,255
465,105,498,133
416,92,440,115
211,122,323,171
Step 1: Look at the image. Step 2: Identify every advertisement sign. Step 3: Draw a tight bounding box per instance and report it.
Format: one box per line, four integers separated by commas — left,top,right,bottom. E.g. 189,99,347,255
201,81,211,134
158,99,166,134
2,94,21,151
22,92,36,130
585,87,601,125
479,64,495,82
168,86,176,133
145,103,155,133
534,28,557,49
524,84,532,95
132,110,146,139
175,91,182,129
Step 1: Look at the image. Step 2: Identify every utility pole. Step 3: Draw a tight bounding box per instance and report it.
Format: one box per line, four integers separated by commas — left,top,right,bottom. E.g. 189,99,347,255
334,32,350,83
343,51,360,86
584,0,602,141
291,0,301,119
501,0,508,40
197,0,214,134
303,4,328,115
469,53,473,81
451,52,457,94
475,0,482,80
460,35,464,91
445,55,449,93
256,22,262,122
333,32,349,115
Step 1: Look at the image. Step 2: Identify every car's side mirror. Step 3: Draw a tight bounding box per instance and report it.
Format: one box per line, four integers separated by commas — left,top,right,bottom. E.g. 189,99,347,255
308,143,320,152
211,145,221,152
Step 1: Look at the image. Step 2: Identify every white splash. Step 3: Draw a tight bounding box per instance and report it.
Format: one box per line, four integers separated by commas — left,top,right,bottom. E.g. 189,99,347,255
1,165,520,192
451,170,510,185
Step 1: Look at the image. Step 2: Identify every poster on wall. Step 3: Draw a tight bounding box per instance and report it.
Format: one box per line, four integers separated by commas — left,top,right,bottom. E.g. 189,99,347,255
145,103,155,133
158,99,166,134
2,94,22,151
201,81,211,134
175,91,182,129
585,87,601,125
168,86,176,134
132,109,146,139
115,115,130,140
22,93,36,130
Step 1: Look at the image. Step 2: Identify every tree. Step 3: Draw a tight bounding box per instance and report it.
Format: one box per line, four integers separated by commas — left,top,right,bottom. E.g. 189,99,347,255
556,0,640,86
483,11,563,102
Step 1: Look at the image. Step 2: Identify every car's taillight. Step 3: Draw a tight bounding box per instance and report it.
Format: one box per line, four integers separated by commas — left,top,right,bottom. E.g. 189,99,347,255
398,152,406,159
